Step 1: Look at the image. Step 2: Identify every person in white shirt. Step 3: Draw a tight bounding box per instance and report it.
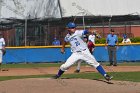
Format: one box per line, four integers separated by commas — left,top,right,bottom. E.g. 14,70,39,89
122,34,131,44
88,30,101,54
0,32,6,70
121,34,131,61
52,22,112,81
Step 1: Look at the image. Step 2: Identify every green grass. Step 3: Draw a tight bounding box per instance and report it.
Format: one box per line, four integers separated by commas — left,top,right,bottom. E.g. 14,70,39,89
2,62,140,68
100,62,140,66
1,63,62,68
62,72,140,82
0,62,140,82
0,72,140,82
0,75,52,81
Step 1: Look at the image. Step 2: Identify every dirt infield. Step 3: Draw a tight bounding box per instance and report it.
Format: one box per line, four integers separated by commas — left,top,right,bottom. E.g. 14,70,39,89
0,66,140,76
0,66,140,93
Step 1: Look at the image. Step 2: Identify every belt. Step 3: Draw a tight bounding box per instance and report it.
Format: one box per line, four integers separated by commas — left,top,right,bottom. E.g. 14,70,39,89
108,45,116,47
76,49,86,52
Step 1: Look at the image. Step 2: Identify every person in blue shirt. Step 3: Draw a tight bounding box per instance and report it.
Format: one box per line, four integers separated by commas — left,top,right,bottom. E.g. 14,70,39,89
52,38,61,45
105,29,119,66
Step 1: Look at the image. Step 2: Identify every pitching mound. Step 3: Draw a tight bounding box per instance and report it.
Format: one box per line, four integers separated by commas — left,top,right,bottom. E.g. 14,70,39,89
0,78,139,93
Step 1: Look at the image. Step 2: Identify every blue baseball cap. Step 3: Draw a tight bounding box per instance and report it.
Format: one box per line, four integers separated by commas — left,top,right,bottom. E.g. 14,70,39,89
67,22,76,28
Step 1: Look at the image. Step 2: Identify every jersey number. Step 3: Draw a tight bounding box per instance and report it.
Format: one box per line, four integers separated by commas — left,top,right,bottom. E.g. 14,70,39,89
75,41,80,46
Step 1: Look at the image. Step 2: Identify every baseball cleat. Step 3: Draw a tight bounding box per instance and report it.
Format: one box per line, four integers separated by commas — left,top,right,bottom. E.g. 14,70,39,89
52,75,60,79
74,70,80,73
104,75,113,81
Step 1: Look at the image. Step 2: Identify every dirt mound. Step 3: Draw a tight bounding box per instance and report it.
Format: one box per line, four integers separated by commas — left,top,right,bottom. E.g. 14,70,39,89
0,78,139,93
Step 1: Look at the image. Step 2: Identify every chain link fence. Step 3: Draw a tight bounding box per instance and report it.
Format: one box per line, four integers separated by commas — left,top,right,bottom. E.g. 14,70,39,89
0,18,136,47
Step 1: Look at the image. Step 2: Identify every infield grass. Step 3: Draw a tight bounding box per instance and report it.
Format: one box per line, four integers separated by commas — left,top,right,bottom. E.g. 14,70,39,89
1,63,62,68
1,62,140,68
0,72,140,82
0,62,140,82
62,71,140,82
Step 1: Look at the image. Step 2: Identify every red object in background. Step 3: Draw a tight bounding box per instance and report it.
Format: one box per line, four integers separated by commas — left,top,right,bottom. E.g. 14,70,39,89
88,41,95,53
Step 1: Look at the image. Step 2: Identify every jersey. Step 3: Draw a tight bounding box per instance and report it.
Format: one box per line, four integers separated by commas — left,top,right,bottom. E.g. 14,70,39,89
122,38,131,43
88,34,96,44
106,34,118,46
0,38,5,49
0,38,5,63
64,30,88,52
52,40,60,45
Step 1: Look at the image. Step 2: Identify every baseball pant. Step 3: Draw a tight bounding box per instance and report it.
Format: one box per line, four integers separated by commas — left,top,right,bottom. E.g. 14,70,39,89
0,50,3,63
60,49,100,71
107,46,117,65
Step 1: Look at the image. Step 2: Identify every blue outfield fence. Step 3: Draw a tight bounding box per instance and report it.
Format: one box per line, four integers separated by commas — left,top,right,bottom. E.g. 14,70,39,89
3,44,140,64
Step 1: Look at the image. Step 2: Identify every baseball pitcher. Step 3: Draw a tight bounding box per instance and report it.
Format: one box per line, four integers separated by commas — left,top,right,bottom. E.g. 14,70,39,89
53,22,112,81
0,32,6,71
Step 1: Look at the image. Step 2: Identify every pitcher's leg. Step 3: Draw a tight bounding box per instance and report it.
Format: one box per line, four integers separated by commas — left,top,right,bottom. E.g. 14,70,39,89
86,57,112,81
76,61,81,70
81,51,106,75
74,60,82,73
54,53,80,78
81,51,112,81
84,56,107,76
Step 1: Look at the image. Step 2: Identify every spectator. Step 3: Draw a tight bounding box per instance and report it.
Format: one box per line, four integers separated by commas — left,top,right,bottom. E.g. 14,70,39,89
122,34,131,44
88,30,101,54
52,38,61,45
121,34,131,61
105,29,119,66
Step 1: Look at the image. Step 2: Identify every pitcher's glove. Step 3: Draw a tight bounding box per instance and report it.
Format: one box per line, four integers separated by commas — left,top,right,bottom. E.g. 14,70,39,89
2,50,6,56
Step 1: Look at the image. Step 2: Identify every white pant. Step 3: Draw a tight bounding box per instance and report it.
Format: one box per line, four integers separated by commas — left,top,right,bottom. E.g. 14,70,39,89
76,60,82,70
60,49,100,71
0,50,3,63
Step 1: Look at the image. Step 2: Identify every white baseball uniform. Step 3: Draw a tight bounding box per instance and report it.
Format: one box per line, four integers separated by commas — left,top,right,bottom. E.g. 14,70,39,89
122,38,131,43
0,38,5,63
60,30,100,71
75,34,96,71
